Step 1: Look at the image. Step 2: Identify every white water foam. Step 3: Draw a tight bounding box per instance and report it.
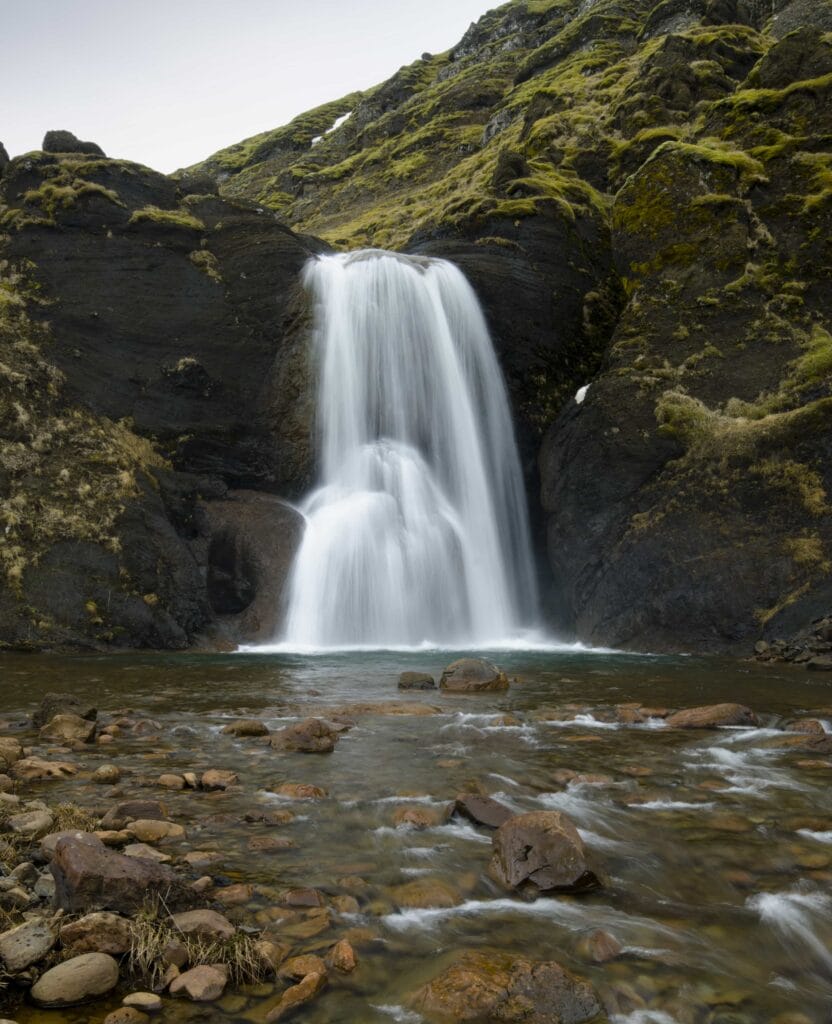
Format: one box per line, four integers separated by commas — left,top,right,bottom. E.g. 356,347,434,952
747,889,832,973
382,896,687,946
372,1005,424,1024
798,829,832,844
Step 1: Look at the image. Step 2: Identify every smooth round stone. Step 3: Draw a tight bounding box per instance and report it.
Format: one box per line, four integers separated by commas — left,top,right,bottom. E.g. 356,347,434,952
31,951,119,1006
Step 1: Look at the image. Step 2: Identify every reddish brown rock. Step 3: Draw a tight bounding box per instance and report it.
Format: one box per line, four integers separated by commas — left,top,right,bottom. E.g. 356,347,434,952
440,658,509,692
282,887,326,908
51,836,197,914
272,782,327,799
201,769,239,790
390,878,461,909
327,938,357,972
169,964,228,1001
278,953,327,981
270,718,339,753
265,970,326,1022
169,909,235,940
411,950,602,1023
393,804,444,829
489,811,599,893
786,719,826,735
59,911,132,954
221,719,269,737
12,757,77,780
665,704,758,729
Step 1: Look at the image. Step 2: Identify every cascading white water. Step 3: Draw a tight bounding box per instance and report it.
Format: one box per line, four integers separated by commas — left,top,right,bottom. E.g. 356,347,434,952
281,248,538,649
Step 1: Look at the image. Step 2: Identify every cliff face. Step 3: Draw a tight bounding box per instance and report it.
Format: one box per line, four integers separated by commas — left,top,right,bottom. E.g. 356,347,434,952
0,147,319,649
2,0,831,653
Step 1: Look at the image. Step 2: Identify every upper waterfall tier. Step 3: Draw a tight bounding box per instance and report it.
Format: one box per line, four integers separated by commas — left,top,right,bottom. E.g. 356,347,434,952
281,248,538,649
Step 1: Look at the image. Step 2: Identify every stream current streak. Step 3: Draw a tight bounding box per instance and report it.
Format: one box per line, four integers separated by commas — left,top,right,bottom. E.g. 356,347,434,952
282,249,537,648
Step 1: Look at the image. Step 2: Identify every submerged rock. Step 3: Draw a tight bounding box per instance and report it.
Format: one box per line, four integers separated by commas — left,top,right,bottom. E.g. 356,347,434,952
398,671,436,690
265,970,326,1022
665,703,758,729
40,712,96,744
270,717,340,753
454,793,514,829
490,811,599,893
440,658,509,692
411,949,603,1023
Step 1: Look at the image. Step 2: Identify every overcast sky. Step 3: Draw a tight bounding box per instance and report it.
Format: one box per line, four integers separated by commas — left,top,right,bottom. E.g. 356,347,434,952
3,0,494,173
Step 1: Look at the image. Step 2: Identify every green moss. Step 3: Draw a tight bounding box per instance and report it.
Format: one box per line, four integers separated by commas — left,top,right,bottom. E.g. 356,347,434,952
128,206,205,230
188,249,222,283
716,71,832,116
0,262,169,596
19,178,123,223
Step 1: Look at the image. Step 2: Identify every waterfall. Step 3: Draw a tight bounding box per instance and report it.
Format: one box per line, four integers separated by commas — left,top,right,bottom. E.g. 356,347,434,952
280,248,538,649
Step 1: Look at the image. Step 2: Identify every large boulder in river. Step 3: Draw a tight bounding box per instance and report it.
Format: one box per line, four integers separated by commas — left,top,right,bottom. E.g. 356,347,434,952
665,703,758,729
411,949,603,1023
33,693,96,728
270,718,340,753
440,658,509,693
490,811,599,893
51,835,197,914
40,713,96,744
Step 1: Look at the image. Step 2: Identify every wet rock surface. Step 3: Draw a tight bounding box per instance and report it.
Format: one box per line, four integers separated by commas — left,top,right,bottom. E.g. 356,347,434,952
490,811,599,893
440,658,510,693
412,949,603,1023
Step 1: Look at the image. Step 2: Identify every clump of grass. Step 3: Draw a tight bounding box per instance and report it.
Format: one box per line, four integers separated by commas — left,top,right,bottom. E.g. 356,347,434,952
52,802,98,833
188,249,222,283
128,900,268,988
128,206,204,231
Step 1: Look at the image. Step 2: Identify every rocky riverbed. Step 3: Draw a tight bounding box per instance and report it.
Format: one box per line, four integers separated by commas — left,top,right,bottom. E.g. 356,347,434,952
1,649,832,1023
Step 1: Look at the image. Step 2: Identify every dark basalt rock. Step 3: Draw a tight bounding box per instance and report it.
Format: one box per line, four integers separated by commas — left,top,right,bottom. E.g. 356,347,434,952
0,142,8,172
0,148,324,651
42,130,105,156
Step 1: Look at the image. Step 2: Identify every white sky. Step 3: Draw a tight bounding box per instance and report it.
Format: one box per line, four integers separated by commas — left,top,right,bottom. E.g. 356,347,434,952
2,0,495,173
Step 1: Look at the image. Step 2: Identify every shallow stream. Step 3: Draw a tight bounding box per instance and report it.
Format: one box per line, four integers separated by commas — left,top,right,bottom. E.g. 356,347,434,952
2,648,831,1023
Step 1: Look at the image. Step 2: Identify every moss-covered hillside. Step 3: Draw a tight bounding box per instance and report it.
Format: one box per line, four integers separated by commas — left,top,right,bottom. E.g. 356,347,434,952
191,0,832,653
187,0,828,251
